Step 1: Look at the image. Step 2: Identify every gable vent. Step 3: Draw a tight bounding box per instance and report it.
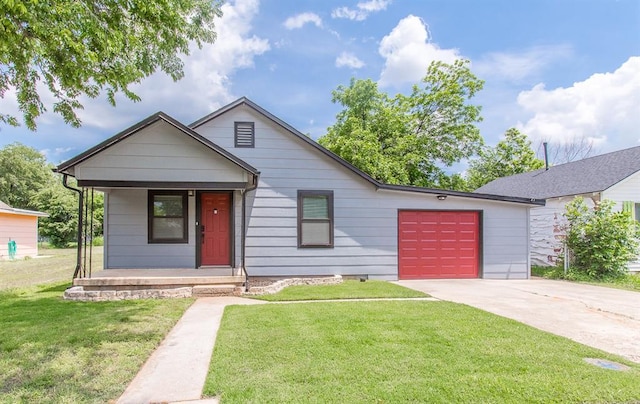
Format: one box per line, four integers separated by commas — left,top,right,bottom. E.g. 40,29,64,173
234,121,255,148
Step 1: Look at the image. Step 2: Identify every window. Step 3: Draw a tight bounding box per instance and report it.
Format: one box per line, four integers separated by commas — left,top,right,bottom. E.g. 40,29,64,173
234,121,255,148
148,191,188,243
297,190,333,248
636,203,640,223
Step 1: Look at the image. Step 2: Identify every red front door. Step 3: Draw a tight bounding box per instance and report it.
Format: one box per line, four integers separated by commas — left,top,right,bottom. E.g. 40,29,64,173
200,193,231,266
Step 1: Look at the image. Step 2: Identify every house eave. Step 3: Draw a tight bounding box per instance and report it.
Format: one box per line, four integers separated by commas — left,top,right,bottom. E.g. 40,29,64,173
76,180,255,190
0,208,48,217
56,112,259,177
379,184,546,206
190,97,382,187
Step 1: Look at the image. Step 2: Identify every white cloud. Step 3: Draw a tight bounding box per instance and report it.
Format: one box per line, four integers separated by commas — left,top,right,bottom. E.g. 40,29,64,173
75,0,270,129
516,56,640,149
335,52,365,69
475,45,573,82
378,15,461,88
284,12,323,30
332,0,391,21
40,147,74,161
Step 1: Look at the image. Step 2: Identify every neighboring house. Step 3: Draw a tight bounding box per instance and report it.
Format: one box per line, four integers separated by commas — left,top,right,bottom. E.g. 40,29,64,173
56,97,543,281
476,146,640,270
0,200,48,260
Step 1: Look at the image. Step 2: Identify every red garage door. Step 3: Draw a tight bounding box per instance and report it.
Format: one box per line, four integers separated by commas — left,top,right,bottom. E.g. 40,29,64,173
398,211,479,279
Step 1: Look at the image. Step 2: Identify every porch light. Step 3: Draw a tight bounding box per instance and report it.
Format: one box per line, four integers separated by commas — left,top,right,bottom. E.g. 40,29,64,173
436,195,447,201
188,190,195,196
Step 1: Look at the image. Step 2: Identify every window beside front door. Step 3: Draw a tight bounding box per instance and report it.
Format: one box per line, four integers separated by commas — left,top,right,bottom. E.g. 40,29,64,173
297,190,334,248
148,190,188,243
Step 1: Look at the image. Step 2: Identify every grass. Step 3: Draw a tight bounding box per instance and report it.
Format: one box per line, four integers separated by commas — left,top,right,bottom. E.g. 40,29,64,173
0,282,193,403
532,265,640,291
0,247,103,290
252,279,429,301
205,301,640,403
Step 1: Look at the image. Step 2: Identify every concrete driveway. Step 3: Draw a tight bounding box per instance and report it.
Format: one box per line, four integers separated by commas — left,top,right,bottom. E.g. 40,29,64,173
396,278,640,363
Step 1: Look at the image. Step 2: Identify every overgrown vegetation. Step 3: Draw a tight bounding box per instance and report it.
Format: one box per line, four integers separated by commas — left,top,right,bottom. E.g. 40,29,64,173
532,265,640,291
206,301,640,402
0,282,192,402
564,198,640,278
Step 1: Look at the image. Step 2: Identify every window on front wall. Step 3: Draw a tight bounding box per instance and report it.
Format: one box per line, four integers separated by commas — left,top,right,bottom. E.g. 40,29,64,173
636,203,640,223
297,190,334,248
148,190,188,243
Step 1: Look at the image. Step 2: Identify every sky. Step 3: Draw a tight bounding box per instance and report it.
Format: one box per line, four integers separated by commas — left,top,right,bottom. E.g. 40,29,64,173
1,0,639,166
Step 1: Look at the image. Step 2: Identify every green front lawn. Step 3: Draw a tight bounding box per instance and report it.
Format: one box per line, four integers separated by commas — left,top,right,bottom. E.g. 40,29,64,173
206,301,640,403
0,282,193,402
0,247,103,290
253,279,429,301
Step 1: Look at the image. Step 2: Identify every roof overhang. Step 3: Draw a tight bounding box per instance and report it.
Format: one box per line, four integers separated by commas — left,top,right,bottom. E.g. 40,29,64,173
75,180,252,190
378,184,546,206
192,97,546,207
0,207,48,217
56,112,259,177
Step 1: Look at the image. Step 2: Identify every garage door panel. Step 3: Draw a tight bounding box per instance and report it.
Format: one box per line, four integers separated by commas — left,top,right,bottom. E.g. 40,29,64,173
399,210,479,279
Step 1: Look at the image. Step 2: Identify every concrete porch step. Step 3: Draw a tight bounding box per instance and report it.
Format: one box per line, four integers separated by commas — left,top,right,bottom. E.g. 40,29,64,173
192,284,244,297
74,275,245,289
64,283,246,301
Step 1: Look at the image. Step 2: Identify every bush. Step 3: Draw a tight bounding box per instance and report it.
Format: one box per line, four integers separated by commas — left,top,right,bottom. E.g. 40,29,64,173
531,265,565,279
564,198,640,278
91,236,104,246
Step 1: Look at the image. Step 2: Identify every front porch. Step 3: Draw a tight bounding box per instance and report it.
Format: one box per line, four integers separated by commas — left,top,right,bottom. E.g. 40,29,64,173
66,268,246,301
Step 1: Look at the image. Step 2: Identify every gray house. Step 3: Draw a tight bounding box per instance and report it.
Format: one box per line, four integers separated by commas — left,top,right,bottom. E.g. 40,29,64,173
57,97,543,282
476,146,640,269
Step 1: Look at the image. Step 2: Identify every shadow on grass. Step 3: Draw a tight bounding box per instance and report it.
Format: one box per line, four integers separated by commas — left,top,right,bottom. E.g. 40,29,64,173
36,283,72,293
0,284,192,402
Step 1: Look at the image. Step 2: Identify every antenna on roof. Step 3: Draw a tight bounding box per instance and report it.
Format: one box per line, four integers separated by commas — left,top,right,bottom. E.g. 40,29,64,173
543,142,549,171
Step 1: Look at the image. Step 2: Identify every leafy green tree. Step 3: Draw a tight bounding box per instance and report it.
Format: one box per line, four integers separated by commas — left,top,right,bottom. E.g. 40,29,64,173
0,142,55,209
33,181,78,247
33,179,104,248
564,198,640,278
319,59,484,189
2,0,223,129
467,128,544,190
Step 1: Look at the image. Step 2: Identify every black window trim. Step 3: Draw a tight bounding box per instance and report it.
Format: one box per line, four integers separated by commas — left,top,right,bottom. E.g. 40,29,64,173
148,190,189,244
297,190,334,248
234,121,255,148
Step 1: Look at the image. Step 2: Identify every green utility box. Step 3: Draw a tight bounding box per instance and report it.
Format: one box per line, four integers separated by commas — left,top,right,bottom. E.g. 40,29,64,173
8,240,17,260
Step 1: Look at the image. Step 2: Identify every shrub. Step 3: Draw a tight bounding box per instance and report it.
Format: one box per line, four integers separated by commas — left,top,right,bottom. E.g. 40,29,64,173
564,198,640,278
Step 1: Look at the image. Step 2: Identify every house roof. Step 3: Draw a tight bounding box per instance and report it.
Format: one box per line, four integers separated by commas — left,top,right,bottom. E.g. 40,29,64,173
56,112,259,176
475,146,640,199
0,200,48,217
191,97,544,206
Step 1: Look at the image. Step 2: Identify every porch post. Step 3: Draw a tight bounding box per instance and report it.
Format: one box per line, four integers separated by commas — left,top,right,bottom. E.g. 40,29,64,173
62,174,84,279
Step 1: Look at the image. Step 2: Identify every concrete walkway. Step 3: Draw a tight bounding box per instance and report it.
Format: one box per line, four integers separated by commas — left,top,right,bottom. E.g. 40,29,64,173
396,278,640,363
117,297,266,404
117,279,639,402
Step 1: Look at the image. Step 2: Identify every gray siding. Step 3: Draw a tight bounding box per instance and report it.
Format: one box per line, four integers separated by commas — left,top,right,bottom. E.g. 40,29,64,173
195,104,531,279
74,120,249,183
105,189,196,268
